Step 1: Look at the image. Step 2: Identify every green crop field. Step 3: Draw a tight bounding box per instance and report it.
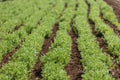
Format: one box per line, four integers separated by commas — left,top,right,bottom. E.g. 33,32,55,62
0,0,120,80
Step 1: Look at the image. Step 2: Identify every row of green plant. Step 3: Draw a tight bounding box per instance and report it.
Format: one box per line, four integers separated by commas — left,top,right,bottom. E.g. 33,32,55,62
0,0,65,80
0,0,25,26
0,0,52,27
0,0,37,27
0,0,57,61
74,0,114,80
96,0,120,30
40,0,76,79
0,0,52,38
88,0,120,62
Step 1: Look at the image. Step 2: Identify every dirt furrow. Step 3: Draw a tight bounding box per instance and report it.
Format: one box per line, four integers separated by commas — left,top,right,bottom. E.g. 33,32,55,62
89,19,109,53
13,24,24,32
100,13,120,35
0,39,25,68
0,19,42,68
65,20,83,80
87,8,108,53
30,23,59,80
65,2,83,78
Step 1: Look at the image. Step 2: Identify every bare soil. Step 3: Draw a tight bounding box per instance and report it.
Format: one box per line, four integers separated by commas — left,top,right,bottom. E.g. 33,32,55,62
30,23,59,80
13,24,24,32
0,39,25,68
88,19,109,53
65,24,83,80
100,13,120,35
65,2,83,80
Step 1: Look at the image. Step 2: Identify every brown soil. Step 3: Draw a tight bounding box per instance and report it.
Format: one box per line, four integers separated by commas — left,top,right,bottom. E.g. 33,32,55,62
86,0,107,52
105,0,120,23
65,18,83,80
65,2,83,80
0,39,25,68
111,63,120,80
100,13,120,35
13,24,24,32
88,19,109,53
30,23,59,80
65,26,83,80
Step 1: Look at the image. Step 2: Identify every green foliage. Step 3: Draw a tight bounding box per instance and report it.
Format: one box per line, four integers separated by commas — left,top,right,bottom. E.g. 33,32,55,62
40,1,75,79
74,0,114,79
0,62,27,80
42,62,69,80
0,0,64,79
96,0,120,30
88,0,120,62
0,0,118,79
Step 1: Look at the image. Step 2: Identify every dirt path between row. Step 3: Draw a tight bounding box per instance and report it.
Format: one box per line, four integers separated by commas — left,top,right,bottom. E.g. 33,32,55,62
65,20,83,80
0,39,25,68
30,23,59,80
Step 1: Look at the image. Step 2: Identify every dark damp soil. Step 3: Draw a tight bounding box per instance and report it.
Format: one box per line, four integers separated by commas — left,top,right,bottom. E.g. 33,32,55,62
111,63,120,80
0,39,25,68
88,19,109,53
65,26,83,80
100,13,120,35
30,23,59,80
86,0,108,53
65,2,83,80
65,17,83,80
13,24,24,32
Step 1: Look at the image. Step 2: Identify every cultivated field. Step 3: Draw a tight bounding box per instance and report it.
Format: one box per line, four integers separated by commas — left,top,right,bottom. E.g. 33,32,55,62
0,0,120,80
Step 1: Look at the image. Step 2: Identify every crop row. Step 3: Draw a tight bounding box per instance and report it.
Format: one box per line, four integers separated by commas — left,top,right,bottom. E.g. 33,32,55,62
96,0,120,30
74,0,114,80
0,0,119,79
0,0,43,27
40,0,76,79
0,0,55,38
0,0,65,80
0,0,37,32
88,0,120,62
0,0,56,61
